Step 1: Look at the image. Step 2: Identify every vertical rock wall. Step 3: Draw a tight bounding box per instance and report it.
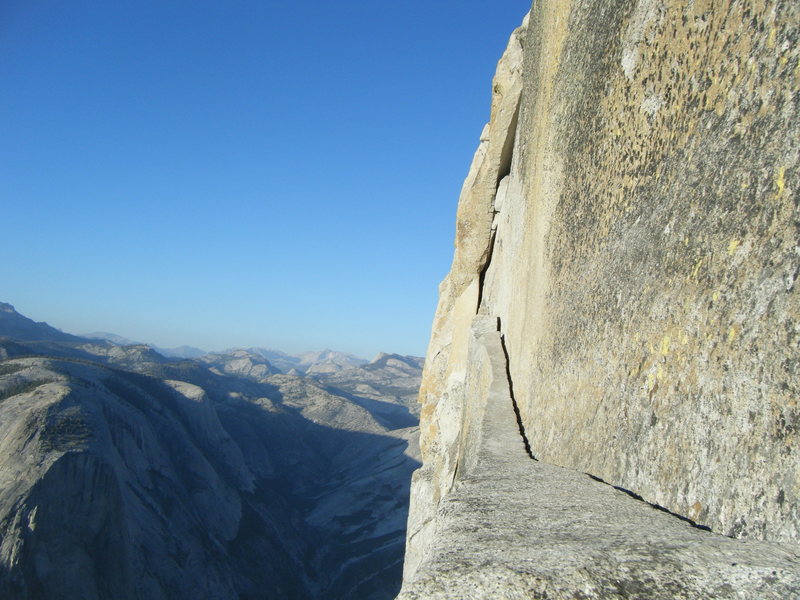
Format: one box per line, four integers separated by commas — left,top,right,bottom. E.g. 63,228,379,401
403,15,529,578
406,0,799,581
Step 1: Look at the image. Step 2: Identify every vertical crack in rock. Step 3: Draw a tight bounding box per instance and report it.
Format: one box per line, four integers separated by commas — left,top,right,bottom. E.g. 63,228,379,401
496,100,520,186
498,321,535,461
476,227,497,312
477,92,520,313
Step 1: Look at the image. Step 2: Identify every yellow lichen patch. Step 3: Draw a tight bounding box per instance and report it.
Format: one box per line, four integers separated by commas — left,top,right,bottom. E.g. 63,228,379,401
727,239,740,255
712,291,720,302
775,166,786,197
728,326,738,344
691,258,704,279
656,365,665,381
660,336,671,356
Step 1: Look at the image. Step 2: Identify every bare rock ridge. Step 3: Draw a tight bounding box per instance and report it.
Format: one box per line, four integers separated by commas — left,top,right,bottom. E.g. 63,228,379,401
402,1,799,597
0,303,81,344
0,305,422,599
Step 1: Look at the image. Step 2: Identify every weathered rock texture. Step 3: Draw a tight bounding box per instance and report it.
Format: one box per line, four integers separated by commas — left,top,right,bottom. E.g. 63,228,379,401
0,310,421,600
401,316,800,598
404,0,799,595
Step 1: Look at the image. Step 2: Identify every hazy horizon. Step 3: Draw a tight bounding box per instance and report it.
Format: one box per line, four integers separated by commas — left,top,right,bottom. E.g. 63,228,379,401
3,299,419,361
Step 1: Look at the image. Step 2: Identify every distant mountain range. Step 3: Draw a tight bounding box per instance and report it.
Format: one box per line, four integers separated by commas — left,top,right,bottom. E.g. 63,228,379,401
0,302,83,343
79,320,394,375
0,301,422,599
238,347,370,376
82,331,208,358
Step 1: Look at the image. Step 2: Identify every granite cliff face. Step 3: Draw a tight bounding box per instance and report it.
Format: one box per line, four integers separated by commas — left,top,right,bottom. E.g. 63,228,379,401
402,0,799,596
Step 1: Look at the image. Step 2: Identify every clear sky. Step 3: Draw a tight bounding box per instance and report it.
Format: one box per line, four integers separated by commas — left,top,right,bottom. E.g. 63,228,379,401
0,0,529,359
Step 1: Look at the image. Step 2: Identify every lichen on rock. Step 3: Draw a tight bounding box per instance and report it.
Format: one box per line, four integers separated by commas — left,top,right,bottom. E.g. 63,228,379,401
402,0,800,596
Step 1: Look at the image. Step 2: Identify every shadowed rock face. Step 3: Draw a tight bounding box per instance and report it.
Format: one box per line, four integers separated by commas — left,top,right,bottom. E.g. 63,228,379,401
404,0,799,596
0,303,81,344
0,346,419,599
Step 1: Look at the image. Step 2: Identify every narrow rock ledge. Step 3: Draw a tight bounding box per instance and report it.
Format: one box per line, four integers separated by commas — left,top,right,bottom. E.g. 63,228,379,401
398,316,800,599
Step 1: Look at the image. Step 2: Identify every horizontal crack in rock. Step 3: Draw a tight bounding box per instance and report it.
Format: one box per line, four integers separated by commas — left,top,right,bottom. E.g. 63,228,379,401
584,472,713,532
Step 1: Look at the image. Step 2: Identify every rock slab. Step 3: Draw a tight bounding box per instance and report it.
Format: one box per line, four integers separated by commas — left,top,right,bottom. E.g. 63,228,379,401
400,317,800,598
404,0,800,595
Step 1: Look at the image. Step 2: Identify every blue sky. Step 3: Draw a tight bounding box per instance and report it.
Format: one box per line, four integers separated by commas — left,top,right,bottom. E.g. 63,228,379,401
0,1,529,358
